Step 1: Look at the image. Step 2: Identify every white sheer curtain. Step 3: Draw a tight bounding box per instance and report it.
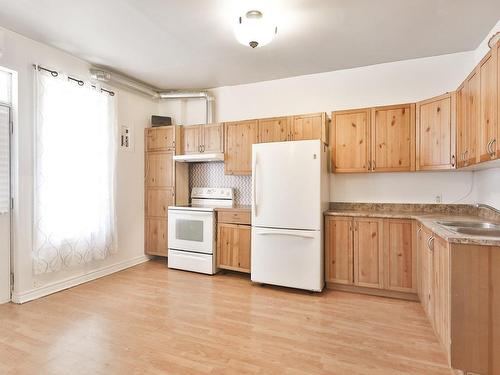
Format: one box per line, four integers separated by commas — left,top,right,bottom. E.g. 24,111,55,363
33,69,117,274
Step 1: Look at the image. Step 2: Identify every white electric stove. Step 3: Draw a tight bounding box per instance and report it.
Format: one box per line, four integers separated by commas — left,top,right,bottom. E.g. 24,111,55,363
167,187,234,274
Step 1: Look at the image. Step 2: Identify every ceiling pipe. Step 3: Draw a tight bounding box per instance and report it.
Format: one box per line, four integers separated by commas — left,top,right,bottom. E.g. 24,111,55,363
158,91,214,124
90,68,215,124
90,68,160,98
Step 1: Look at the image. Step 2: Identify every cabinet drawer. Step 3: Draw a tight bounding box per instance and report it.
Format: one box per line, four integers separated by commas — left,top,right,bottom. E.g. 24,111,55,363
217,210,251,225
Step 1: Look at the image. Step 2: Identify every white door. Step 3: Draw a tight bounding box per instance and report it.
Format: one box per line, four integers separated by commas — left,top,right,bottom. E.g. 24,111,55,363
251,227,324,291
167,209,214,254
0,105,11,303
252,140,321,230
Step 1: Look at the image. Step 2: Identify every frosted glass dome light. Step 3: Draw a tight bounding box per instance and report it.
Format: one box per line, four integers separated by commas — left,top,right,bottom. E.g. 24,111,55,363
234,10,277,48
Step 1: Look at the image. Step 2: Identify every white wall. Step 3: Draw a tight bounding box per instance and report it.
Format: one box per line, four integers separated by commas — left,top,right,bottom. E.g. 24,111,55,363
159,50,477,205
159,22,500,208
0,27,157,302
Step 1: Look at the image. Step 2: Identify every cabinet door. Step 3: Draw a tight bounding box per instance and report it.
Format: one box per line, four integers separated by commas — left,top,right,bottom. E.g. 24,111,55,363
181,125,201,154
371,104,415,172
420,227,434,319
383,219,416,293
432,236,451,354
146,127,175,151
353,218,383,289
478,50,498,162
258,116,290,143
290,113,328,144
325,216,353,285
145,151,174,187
217,223,251,273
331,109,370,173
456,82,468,168
416,93,456,170
224,120,258,175
203,123,224,153
145,188,174,218
145,218,168,256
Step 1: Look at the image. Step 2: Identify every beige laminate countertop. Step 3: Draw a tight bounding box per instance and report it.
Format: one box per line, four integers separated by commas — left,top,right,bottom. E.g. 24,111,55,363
215,205,251,212
324,209,500,247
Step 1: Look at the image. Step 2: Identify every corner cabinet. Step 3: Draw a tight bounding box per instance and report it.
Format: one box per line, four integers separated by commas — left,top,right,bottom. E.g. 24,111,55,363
224,120,258,175
416,92,456,170
144,125,188,257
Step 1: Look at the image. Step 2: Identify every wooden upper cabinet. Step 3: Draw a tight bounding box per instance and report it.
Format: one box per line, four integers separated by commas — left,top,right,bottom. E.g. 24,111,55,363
180,123,224,154
383,219,416,293
456,82,467,168
325,216,354,285
478,48,498,162
258,116,291,143
145,151,174,187
224,120,258,175
497,40,500,159
146,126,175,152
416,92,456,170
202,123,224,153
371,104,415,172
181,125,201,154
290,113,329,144
353,218,383,289
331,108,370,173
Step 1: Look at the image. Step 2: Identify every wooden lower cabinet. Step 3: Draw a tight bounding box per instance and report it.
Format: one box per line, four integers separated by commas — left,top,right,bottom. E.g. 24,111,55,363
217,223,251,273
383,219,416,293
325,216,416,296
325,216,353,285
145,218,168,257
216,209,251,273
353,218,383,289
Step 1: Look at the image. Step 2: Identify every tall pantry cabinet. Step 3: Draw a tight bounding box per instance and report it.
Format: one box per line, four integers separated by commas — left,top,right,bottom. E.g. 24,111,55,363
144,126,188,256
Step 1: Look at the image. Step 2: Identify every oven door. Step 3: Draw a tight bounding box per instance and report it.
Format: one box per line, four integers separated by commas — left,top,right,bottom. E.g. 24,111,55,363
168,209,214,254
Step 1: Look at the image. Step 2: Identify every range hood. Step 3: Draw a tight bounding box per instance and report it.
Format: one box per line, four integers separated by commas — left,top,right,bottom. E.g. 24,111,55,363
173,153,224,162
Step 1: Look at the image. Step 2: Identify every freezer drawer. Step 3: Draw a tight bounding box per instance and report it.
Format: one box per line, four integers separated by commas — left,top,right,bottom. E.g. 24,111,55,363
167,249,216,275
251,227,324,292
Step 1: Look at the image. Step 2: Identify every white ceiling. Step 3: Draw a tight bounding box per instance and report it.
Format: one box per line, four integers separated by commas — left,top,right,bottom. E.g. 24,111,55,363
1,0,499,89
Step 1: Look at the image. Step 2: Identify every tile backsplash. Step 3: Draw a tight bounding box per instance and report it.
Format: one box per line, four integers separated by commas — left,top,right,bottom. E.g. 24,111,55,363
189,162,251,205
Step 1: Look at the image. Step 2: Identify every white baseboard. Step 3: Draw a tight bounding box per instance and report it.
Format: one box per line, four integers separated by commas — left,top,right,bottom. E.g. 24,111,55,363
11,255,151,304
0,297,10,304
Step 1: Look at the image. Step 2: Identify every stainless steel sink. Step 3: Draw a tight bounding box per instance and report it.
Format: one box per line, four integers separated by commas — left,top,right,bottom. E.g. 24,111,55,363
454,227,500,237
436,220,500,229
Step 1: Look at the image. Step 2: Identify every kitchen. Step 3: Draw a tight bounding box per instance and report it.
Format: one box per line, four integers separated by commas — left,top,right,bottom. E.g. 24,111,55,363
1,2,500,374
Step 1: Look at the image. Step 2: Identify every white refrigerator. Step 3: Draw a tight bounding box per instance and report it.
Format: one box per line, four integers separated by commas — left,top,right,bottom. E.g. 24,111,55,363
251,140,329,292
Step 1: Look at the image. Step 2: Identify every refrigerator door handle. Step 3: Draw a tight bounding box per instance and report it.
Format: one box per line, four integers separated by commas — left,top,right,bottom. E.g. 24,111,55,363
252,154,258,216
256,230,316,239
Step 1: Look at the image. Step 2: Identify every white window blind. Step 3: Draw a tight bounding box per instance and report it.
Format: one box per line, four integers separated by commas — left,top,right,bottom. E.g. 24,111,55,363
0,105,9,214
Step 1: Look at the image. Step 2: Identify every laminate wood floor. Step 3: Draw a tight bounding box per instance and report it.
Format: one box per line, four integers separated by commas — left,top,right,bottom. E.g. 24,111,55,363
0,259,453,375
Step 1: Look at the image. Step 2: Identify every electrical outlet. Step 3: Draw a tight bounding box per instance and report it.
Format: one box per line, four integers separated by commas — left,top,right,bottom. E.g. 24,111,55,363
435,194,442,204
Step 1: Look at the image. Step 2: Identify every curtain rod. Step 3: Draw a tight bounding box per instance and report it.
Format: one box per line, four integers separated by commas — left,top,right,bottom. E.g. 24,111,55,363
33,64,115,96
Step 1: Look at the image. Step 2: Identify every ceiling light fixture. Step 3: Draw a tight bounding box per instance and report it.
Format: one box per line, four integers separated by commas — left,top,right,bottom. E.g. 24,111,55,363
234,10,277,48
